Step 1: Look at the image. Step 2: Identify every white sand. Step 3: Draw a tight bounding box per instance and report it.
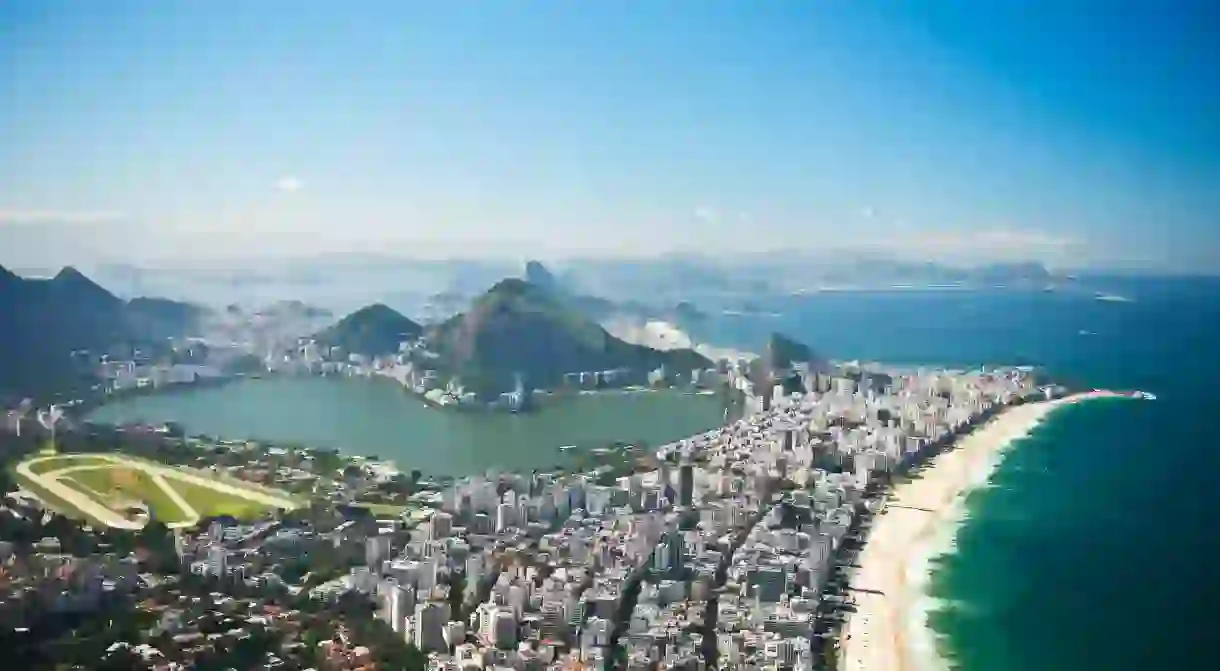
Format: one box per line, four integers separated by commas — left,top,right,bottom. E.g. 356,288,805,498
840,391,1123,671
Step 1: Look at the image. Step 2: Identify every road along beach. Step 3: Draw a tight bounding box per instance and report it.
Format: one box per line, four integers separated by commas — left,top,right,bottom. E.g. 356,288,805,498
840,391,1129,671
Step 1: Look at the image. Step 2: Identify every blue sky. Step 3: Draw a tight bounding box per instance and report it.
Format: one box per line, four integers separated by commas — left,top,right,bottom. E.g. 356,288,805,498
1,1,1217,271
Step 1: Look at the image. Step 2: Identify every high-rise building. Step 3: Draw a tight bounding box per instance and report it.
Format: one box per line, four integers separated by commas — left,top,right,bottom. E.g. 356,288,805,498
495,502,516,532
443,620,465,649
412,600,450,652
432,511,453,539
678,463,695,507
205,544,227,578
465,554,485,585
366,534,392,568
492,609,517,649
476,602,501,646
380,580,415,634
540,599,566,643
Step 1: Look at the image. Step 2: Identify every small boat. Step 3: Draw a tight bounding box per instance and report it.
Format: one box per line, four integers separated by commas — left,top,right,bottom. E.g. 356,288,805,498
558,445,576,452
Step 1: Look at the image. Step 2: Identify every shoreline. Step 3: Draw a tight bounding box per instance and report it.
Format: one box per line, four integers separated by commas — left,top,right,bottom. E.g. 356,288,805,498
840,390,1128,671
78,376,732,480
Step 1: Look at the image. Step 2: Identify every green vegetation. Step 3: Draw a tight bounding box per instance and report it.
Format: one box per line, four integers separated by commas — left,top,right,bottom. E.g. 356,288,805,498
15,450,298,527
8,464,114,527
26,453,111,474
314,303,423,357
349,501,408,517
162,475,276,520
63,467,194,523
428,278,713,397
0,264,203,397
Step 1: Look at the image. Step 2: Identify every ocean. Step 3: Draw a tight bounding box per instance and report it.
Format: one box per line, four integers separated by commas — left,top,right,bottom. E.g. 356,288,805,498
713,279,1218,670
90,277,1217,668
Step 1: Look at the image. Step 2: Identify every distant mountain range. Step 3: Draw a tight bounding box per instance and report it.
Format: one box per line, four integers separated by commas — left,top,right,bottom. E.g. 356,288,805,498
323,275,714,398
61,255,1090,320
556,256,1068,302
0,265,205,399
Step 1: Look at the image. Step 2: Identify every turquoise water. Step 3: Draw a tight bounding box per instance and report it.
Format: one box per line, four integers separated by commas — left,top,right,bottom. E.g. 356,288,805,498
718,280,1218,669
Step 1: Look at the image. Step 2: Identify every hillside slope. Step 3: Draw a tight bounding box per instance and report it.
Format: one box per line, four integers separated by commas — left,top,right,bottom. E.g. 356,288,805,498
428,278,711,396
313,303,423,357
0,265,203,398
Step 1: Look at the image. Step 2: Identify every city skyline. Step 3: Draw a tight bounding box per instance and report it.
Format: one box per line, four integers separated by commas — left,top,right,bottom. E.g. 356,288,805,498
2,1,1218,273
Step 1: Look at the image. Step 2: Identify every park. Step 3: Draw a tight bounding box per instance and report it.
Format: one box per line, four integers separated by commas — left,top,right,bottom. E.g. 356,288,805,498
14,451,302,529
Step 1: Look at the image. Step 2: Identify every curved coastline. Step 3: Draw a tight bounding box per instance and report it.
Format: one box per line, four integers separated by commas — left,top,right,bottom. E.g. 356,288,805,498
840,391,1128,671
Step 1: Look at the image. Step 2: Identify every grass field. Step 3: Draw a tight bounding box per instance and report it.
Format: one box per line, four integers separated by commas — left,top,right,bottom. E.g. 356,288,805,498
8,464,113,527
63,467,194,524
162,475,275,519
349,502,409,517
17,452,300,527
26,454,111,475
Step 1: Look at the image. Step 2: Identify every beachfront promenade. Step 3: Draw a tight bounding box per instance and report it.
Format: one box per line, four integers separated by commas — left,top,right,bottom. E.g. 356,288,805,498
839,391,1127,671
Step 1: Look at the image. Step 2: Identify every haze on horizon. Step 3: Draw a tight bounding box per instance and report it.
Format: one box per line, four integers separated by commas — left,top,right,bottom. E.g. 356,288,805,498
1,1,1217,274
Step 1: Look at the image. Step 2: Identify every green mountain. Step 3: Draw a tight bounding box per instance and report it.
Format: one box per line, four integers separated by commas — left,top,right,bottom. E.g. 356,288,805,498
0,265,204,399
127,296,209,339
427,278,712,397
314,303,423,357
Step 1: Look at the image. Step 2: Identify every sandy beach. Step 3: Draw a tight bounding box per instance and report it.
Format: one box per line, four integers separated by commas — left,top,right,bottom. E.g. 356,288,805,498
839,391,1123,671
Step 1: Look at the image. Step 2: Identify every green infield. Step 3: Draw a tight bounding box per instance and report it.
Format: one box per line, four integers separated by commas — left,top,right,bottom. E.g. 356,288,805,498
16,452,301,528
349,502,409,517
62,467,194,524
26,454,112,475
161,475,279,520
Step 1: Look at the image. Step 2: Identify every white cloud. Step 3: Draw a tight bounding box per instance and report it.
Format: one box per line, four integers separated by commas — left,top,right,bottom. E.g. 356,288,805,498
0,210,128,225
276,176,303,193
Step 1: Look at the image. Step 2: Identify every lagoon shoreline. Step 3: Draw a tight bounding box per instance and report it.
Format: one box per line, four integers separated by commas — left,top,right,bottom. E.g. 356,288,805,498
840,390,1127,671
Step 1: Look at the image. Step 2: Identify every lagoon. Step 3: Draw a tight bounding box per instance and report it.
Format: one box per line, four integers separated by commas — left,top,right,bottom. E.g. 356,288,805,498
85,376,726,476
